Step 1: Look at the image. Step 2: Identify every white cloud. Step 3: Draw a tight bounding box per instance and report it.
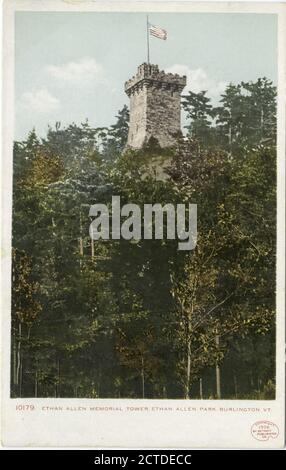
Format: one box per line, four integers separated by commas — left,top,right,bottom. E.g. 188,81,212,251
166,65,227,101
19,89,60,113
46,57,104,84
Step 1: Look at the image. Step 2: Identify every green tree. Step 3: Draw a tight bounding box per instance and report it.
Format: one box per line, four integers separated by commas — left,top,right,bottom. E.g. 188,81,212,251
102,105,130,158
182,90,214,148
241,78,276,146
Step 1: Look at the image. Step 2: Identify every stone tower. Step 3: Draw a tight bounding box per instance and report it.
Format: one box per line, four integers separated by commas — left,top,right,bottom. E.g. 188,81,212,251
125,63,186,149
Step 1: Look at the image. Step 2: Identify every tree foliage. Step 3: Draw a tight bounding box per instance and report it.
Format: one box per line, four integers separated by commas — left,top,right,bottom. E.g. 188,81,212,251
11,82,276,399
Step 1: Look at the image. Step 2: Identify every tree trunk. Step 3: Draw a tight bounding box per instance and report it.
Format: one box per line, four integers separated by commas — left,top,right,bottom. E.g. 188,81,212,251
229,123,232,149
57,358,61,398
35,369,38,398
79,209,84,268
257,376,261,393
215,334,221,399
260,108,264,140
54,358,61,398
16,322,22,388
215,364,221,399
79,237,83,256
19,358,23,397
233,372,238,398
12,329,17,388
141,355,145,399
199,378,203,399
97,369,101,398
185,337,191,399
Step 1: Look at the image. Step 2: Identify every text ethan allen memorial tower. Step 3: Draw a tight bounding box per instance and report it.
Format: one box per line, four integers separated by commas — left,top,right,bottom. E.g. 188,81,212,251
125,63,187,149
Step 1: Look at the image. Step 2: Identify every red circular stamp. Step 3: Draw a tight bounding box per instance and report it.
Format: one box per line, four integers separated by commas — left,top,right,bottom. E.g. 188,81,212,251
251,421,279,441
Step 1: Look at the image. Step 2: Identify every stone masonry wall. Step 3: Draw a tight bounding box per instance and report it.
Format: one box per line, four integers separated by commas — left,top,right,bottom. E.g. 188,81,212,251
128,84,147,148
125,63,186,149
146,86,182,147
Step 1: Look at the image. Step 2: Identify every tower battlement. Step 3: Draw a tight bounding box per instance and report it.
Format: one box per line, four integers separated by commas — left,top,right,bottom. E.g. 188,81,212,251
125,63,186,96
125,63,186,149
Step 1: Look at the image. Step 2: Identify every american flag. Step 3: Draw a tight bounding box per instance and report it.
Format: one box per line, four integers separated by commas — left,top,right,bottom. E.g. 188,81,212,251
149,24,167,41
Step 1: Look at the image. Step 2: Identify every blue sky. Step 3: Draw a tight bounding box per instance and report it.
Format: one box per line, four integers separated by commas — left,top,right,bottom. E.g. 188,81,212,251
15,12,277,140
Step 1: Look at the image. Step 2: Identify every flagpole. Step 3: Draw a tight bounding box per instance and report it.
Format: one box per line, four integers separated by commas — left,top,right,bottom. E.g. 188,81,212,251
146,15,150,64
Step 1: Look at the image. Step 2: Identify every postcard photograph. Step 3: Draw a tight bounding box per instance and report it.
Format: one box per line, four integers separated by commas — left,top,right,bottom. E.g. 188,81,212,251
1,0,285,448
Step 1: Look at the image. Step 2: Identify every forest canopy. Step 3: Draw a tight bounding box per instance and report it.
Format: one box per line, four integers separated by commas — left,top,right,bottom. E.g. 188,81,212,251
11,78,276,399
